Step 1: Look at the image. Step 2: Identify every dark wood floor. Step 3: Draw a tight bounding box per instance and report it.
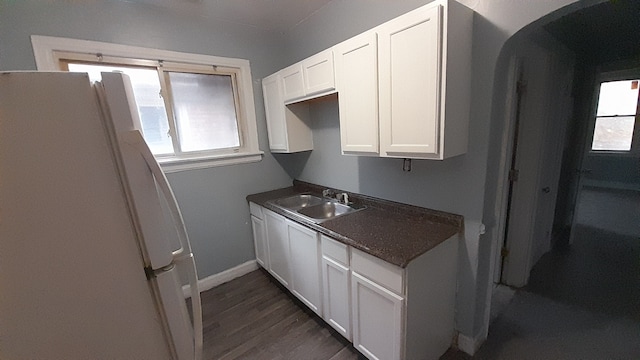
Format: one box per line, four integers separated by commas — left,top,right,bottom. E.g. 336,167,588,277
199,268,365,360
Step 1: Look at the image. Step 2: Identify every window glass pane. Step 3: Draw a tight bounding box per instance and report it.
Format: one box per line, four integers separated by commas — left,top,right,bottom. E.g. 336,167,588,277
596,80,639,116
591,116,635,151
168,72,240,152
67,63,173,155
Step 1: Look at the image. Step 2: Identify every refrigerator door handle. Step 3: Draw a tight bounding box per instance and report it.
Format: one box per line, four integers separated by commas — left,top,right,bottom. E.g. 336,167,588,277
121,130,203,360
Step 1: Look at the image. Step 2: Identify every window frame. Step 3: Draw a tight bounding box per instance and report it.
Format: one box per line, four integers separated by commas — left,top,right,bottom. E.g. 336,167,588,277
588,69,640,157
32,35,263,172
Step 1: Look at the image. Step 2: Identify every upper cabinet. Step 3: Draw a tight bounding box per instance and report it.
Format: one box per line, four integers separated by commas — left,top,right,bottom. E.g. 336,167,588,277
280,64,305,102
262,73,313,153
378,5,443,158
334,32,380,155
302,49,336,98
262,0,472,158
262,49,335,153
281,49,336,103
337,0,472,160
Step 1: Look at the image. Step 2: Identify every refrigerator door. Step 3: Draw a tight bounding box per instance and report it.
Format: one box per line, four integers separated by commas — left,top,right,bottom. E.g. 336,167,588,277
97,72,203,360
123,129,204,360
96,73,175,272
0,72,173,359
154,263,198,360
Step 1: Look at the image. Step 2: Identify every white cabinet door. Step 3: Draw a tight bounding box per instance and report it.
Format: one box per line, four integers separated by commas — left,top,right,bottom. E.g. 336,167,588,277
264,209,291,287
288,220,322,316
251,214,268,269
262,73,313,153
322,256,351,340
378,5,442,157
351,272,404,360
262,73,288,151
281,64,306,102
302,49,335,97
334,31,380,155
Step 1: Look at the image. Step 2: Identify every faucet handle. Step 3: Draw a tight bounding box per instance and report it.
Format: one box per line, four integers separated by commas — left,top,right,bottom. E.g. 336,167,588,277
338,192,349,205
322,189,331,198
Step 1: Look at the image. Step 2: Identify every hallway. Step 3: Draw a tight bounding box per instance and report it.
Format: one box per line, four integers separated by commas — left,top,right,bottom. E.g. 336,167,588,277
471,186,640,359
526,186,640,321
446,186,640,359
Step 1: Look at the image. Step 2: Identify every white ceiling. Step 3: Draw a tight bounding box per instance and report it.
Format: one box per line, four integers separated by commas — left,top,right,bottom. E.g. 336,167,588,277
125,0,335,32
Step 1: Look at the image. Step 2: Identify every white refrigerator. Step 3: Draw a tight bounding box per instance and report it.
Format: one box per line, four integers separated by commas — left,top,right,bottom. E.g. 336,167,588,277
0,72,203,360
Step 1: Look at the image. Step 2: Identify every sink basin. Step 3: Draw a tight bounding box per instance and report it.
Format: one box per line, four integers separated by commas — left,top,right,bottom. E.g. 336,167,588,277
270,194,323,210
298,201,357,220
268,193,366,223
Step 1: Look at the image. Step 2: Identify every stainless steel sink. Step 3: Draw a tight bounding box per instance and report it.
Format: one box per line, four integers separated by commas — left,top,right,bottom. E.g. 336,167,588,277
298,201,356,220
271,194,323,210
268,193,365,223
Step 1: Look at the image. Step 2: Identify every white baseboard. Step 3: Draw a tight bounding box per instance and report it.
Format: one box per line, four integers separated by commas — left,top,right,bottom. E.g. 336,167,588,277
183,260,258,298
457,333,484,356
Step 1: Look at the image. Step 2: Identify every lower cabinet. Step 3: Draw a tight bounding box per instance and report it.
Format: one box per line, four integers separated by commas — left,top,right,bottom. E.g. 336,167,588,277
249,202,268,269
250,203,459,360
321,235,352,340
250,215,267,268
351,272,404,360
288,220,322,316
350,247,405,360
263,208,291,287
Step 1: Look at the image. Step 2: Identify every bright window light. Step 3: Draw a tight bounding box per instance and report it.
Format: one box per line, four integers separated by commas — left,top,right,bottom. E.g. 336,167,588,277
591,80,638,152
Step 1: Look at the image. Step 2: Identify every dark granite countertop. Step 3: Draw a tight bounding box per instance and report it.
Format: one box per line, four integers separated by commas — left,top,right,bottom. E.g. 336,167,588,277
246,180,463,268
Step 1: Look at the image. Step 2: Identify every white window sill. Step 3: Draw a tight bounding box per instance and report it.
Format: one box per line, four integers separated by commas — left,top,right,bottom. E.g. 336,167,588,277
158,151,264,173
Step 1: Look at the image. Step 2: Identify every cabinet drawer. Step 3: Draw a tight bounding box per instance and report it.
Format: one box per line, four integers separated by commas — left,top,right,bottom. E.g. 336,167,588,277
249,202,263,219
351,248,404,295
321,235,349,266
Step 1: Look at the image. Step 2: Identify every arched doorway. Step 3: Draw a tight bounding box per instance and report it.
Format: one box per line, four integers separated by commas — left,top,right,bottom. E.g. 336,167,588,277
476,0,640,356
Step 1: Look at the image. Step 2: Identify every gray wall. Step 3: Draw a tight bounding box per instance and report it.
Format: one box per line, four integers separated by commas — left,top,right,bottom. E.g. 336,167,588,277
0,0,294,278
582,155,640,188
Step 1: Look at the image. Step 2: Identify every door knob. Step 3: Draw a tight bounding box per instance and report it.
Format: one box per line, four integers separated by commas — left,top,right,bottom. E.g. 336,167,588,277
542,187,550,193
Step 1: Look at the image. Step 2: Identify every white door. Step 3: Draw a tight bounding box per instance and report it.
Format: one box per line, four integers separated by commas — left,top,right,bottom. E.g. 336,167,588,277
334,31,380,155
530,56,573,262
262,74,288,151
351,272,403,360
100,73,203,359
281,64,305,102
378,5,442,157
264,209,291,287
251,215,268,268
501,42,574,287
288,220,322,315
322,256,351,340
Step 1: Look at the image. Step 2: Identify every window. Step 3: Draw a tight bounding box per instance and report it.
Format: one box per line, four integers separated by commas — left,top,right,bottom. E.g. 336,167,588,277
591,79,639,152
31,36,262,172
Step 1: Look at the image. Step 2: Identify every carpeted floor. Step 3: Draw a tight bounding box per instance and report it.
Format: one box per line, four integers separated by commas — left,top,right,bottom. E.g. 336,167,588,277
526,187,640,321
468,290,640,359
444,186,640,359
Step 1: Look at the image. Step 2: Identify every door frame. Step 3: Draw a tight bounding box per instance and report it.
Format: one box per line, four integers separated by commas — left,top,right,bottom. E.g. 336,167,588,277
492,56,522,283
